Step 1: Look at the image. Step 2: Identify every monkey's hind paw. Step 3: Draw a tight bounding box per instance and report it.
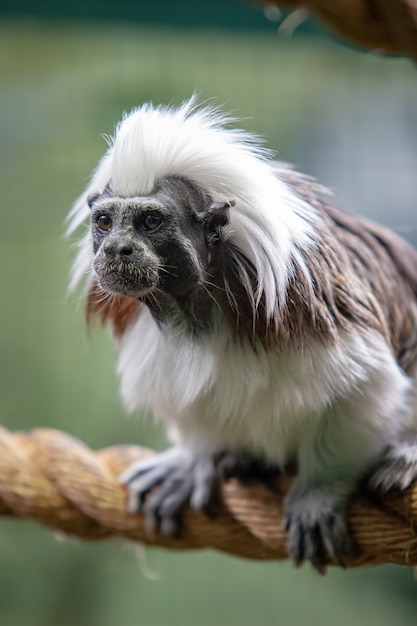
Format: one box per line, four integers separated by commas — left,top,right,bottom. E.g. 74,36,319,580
284,489,356,574
119,448,219,536
369,439,417,492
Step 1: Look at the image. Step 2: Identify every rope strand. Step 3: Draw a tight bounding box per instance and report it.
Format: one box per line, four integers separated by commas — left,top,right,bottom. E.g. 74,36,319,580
0,426,416,567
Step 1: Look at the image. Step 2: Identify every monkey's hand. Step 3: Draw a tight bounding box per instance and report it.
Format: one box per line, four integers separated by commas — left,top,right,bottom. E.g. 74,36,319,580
284,487,356,574
369,437,417,491
119,448,219,536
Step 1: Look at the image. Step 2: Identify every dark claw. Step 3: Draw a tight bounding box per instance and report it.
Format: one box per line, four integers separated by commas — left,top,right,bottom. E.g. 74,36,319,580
291,522,305,567
307,523,325,571
160,515,181,537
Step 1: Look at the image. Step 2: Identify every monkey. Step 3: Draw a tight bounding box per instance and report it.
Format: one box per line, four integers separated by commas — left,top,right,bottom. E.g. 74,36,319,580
68,97,417,572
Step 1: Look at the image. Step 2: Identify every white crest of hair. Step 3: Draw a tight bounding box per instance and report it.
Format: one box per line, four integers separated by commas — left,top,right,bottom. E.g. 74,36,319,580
67,96,319,316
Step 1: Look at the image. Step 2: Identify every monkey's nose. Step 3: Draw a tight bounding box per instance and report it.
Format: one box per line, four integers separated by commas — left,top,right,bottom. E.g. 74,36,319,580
120,245,133,257
104,241,134,259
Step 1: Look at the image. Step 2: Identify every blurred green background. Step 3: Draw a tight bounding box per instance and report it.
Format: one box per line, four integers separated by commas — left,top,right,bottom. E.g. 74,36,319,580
1,3,417,625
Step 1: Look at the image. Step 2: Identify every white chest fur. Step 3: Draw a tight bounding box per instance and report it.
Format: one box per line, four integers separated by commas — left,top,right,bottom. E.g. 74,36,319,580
117,309,409,465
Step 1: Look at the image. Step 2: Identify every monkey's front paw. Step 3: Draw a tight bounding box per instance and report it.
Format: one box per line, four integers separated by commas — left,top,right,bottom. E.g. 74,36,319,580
284,489,356,574
119,448,219,536
369,440,417,492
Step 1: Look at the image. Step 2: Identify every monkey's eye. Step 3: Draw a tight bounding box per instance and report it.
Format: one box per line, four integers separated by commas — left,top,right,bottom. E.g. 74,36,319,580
96,215,112,232
142,214,162,232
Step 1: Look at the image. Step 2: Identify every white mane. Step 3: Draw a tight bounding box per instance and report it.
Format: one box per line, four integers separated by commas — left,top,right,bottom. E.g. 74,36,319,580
67,97,318,318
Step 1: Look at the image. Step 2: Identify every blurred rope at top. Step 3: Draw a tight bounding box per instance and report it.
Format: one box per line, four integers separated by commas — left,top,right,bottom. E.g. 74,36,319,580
258,0,417,60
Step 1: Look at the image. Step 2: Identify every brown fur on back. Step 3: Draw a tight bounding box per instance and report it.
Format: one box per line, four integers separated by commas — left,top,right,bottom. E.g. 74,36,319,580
282,166,417,372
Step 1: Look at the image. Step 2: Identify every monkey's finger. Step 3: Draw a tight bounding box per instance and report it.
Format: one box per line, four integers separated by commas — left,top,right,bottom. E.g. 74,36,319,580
142,471,193,535
119,449,178,484
159,486,193,517
304,522,327,574
125,466,172,513
152,472,194,520
285,518,305,567
321,515,356,568
189,458,218,511
159,515,181,537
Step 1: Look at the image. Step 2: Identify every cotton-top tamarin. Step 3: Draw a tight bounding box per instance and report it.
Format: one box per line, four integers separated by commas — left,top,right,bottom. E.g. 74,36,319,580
68,98,417,572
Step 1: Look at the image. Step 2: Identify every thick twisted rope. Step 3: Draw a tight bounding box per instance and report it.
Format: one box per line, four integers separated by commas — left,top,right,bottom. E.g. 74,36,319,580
0,426,417,567
257,1,417,60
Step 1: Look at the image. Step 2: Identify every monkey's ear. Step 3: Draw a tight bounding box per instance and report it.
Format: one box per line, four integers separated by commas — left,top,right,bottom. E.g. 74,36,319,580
87,182,113,209
87,192,100,209
203,201,234,245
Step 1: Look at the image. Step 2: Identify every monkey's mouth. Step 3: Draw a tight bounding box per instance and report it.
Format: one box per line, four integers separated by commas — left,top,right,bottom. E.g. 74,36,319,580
94,261,159,299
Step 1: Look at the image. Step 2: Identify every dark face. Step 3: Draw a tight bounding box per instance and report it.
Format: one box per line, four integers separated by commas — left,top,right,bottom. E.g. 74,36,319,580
89,178,230,308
